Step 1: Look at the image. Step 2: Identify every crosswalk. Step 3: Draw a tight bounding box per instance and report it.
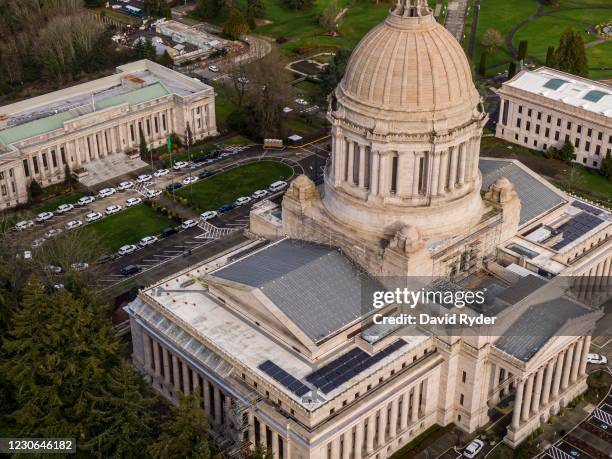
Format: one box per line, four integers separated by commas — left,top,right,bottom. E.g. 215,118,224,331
593,407,612,426
197,219,238,239
545,446,574,459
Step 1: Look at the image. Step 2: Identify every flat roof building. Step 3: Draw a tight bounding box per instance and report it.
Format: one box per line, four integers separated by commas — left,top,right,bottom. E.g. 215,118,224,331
496,67,611,170
0,59,216,209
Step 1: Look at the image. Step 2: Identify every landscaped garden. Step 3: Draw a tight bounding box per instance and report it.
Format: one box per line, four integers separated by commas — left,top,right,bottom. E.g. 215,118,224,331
175,160,293,211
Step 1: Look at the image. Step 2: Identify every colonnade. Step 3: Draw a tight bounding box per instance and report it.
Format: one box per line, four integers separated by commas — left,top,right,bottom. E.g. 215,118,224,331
574,255,612,303
330,133,481,199
511,336,590,431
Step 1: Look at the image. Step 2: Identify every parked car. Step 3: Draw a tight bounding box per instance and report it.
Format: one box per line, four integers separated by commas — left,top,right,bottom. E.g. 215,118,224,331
15,220,34,231
463,439,484,458
200,210,217,221
36,211,54,223
32,238,46,248
269,180,288,192
98,187,116,198
166,182,183,192
47,265,63,274
199,170,216,179
70,262,89,271
172,161,188,170
182,176,198,185
105,204,122,215
96,254,114,264
117,244,137,256
235,196,252,206
192,155,208,163
160,227,178,238
208,65,220,72
56,203,74,214
154,168,169,177
125,197,142,207
139,235,158,247
146,189,162,199
252,189,269,199
238,76,249,84
117,180,134,191
181,219,198,230
295,98,308,106
587,353,608,365
136,174,153,183
218,204,236,214
65,220,83,230
44,228,63,238
85,211,103,223
121,264,141,276
78,195,95,206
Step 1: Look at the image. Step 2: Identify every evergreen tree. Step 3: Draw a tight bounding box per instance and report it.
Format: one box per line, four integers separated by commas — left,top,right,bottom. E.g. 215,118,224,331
223,8,251,40
148,394,211,459
319,48,351,100
195,0,218,20
517,40,528,61
250,444,274,459
247,0,266,19
478,51,487,76
558,141,575,164
27,179,42,201
545,46,556,67
600,154,612,181
158,50,174,67
555,28,588,77
139,125,148,158
64,164,73,187
507,61,517,79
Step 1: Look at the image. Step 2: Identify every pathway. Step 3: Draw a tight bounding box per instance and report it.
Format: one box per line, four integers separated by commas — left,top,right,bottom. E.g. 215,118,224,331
445,0,469,42
467,0,480,60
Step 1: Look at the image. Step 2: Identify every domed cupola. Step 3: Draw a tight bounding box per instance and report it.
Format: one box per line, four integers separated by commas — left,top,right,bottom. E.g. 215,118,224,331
323,0,488,240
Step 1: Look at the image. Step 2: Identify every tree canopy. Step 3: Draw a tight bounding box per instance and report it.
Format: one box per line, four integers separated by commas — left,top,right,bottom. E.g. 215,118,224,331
223,7,251,40
555,28,589,77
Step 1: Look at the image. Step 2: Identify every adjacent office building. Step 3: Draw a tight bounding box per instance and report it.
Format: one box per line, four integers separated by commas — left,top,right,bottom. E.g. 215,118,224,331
0,60,217,209
496,67,611,169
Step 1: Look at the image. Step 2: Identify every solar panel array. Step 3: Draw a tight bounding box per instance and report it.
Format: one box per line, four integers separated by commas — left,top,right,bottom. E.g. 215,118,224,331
258,360,310,397
571,200,603,217
305,340,408,394
552,211,603,250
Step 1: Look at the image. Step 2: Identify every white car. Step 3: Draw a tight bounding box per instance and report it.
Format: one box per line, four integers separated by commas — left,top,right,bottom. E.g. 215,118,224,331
65,220,83,230
32,238,46,248
44,228,63,239
117,244,137,256
238,76,249,84
85,211,103,223
56,203,74,214
269,180,288,192
587,353,608,365
125,197,142,207
78,195,95,206
209,65,220,72
154,168,169,177
98,187,116,198
139,235,158,247
36,211,54,223
181,219,198,229
463,439,484,458
182,176,198,185
172,161,188,170
105,204,122,215
15,220,34,231
146,189,162,199
200,210,217,221
252,189,269,199
47,265,63,274
136,174,153,183
70,262,89,271
117,180,134,191
295,98,308,105
235,196,252,206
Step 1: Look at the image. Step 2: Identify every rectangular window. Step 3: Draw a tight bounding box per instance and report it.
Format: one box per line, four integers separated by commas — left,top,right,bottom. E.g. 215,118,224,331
23,159,30,177
533,139,537,147
595,145,601,155
555,131,559,141
526,121,531,131
567,121,572,129
528,108,532,117
516,118,521,128
587,128,592,137
565,134,570,143
459,393,464,405
524,136,528,144
51,150,57,168
585,141,590,152
518,105,523,114
597,132,602,141
162,113,167,131
577,125,582,134
390,155,398,194
130,124,135,142
60,147,66,165
593,161,598,167
418,156,426,193
547,115,551,123
1,185,6,196
42,153,48,169
557,118,561,127
146,119,151,136
575,138,580,148
537,112,541,120
545,127,550,137
32,156,39,174
535,125,540,134
462,371,467,383
154,116,159,133
501,101,509,125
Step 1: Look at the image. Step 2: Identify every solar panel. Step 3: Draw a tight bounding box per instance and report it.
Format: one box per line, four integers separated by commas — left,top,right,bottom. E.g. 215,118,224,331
305,340,409,394
258,360,310,397
571,200,603,216
552,211,603,250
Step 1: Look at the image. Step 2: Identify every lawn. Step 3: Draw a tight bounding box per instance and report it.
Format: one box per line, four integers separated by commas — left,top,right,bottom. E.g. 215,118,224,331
35,192,86,214
285,116,327,136
82,204,175,252
294,79,321,97
210,81,238,126
164,135,254,166
176,161,293,211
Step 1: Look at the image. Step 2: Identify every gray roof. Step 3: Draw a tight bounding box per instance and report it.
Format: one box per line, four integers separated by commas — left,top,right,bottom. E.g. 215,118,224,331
214,240,374,342
496,275,547,306
479,159,566,225
494,297,588,361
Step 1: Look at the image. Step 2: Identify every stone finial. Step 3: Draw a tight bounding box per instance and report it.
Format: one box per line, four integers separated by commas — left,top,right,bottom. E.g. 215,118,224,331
284,175,320,209
484,176,518,204
393,0,431,17
389,224,425,253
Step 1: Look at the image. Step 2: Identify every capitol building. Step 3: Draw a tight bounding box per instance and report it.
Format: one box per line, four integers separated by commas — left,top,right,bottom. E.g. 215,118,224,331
127,1,611,457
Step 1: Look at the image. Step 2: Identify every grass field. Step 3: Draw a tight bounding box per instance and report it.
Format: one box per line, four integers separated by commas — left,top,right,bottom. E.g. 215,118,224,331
176,161,293,211
82,204,175,252
35,192,86,214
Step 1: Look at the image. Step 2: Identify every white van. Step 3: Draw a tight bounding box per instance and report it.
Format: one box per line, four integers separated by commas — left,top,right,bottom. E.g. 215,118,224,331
269,180,288,192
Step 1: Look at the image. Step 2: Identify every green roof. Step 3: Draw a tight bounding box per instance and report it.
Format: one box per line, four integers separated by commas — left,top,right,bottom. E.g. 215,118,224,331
0,111,74,146
94,82,170,110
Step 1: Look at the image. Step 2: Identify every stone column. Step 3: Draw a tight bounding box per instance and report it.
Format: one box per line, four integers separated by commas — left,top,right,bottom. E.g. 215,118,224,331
570,339,583,383
512,379,525,429
430,152,441,195
162,348,171,386
347,141,355,185
172,354,180,392
379,153,390,196
400,392,409,430
458,143,467,186
354,421,364,459
370,151,380,196
521,373,534,421
542,359,554,406
579,336,591,376
378,405,387,446
342,430,351,459
142,333,153,371
192,369,200,398
358,144,366,188
561,345,574,390
411,385,420,421
330,437,339,458
152,340,161,379
182,363,191,395
248,412,256,450
531,367,544,413
224,396,232,426
272,430,279,459
389,397,399,438
214,386,222,424
411,154,421,196
437,150,448,195
365,414,375,453
259,418,266,446
492,365,502,402
333,135,343,185
203,377,211,417
552,352,564,398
